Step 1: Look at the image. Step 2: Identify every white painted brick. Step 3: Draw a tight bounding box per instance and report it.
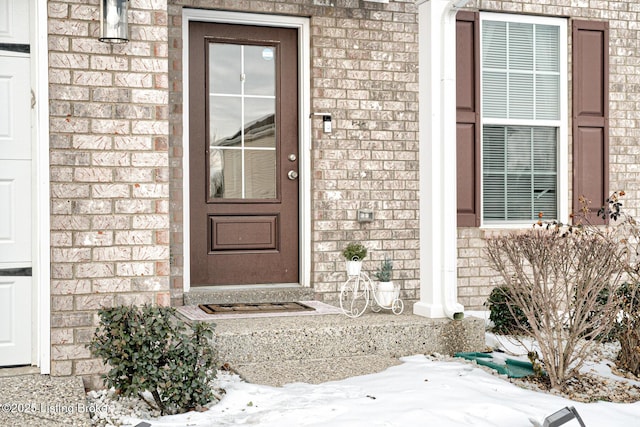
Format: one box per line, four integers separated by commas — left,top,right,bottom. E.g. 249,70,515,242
72,71,112,86
132,183,169,198
91,152,131,167
51,280,92,295
131,152,168,167
90,55,130,71
75,263,115,279
92,278,131,293
115,200,154,214
115,168,154,183
92,215,132,230
73,168,113,182
132,214,170,229
114,136,153,150
52,248,91,263
131,89,169,104
72,135,112,150
51,215,90,230
74,231,114,247
132,245,170,260
114,73,154,88
93,247,132,262
117,262,155,276
132,120,169,135
91,119,130,135
114,230,154,245
92,184,130,198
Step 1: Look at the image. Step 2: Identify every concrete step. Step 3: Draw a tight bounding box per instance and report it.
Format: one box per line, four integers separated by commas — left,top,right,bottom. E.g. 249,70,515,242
231,354,403,386
184,284,315,305
211,307,485,368
0,372,90,427
178,298,485,386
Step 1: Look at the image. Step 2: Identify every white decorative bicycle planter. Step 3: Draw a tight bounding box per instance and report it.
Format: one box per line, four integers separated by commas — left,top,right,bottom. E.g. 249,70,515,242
339,265,404,318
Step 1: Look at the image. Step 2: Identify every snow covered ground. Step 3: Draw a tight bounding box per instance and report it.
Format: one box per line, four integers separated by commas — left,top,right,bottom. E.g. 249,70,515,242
113,352,640,427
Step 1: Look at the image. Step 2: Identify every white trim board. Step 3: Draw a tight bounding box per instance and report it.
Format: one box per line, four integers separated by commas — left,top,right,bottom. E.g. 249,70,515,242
34,0,50,374
181,9,311,293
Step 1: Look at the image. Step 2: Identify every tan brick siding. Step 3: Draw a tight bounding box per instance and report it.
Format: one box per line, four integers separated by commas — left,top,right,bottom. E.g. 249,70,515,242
48,0,170,387
48,0,640,383
168,0,421,304
456,0,640,310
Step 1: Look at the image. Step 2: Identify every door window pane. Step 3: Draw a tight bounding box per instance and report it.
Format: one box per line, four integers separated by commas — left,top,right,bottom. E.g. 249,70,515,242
210,96,241,146
207,42,277,200
245,150,276,199
244,46,276,96
209,44,241,95
210,149,242,199
244,98,275,148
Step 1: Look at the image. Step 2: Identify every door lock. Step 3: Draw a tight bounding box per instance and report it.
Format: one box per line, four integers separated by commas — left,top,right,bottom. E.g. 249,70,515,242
287,170,299,180
288,154,297,162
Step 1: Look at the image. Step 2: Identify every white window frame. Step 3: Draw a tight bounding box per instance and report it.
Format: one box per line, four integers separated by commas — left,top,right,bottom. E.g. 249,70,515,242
479,12,568,228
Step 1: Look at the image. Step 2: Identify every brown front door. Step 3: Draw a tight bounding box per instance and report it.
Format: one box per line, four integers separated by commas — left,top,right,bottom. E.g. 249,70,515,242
189,22,299,286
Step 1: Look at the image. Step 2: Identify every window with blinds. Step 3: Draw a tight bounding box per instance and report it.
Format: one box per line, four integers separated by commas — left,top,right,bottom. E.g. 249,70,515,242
481,16,565,223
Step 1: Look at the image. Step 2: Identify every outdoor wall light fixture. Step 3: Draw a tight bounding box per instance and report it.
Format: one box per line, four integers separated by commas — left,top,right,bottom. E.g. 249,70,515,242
99,0,130,44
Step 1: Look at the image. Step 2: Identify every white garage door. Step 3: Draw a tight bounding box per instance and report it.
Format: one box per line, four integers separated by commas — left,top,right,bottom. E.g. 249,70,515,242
0,0,33,367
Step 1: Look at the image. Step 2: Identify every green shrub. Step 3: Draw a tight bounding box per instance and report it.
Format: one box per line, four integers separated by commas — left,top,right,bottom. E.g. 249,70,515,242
342,242,368,261
486,286,529,334
88,305,218,415
373,257,393,282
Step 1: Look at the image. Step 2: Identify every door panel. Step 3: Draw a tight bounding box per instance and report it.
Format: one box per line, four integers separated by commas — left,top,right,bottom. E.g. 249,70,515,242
0,0,30,44
189,22,299,286
0,160,31,264
0,55,31,160
0,277,31,365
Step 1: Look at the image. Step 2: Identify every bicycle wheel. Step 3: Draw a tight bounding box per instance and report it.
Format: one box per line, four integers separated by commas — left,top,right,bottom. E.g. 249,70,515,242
339,276,369,318
391,298,404,315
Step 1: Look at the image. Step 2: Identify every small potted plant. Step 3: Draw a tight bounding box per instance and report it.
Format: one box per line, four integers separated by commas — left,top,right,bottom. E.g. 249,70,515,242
374,256,396,307
342,242,367,276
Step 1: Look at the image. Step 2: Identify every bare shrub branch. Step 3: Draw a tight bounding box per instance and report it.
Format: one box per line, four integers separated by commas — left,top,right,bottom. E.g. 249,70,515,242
485,227,623,389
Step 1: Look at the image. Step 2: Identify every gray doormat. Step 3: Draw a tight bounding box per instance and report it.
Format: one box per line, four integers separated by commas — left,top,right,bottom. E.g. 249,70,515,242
177,300,343,320
199,301,315,315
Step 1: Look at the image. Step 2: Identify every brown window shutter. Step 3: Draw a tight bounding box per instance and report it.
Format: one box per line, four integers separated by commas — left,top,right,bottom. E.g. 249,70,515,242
572,20,609,224
456,11,481,227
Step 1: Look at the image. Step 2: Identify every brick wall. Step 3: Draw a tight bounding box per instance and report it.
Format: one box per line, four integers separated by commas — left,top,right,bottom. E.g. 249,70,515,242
168,0,421,304
167,0,640,309
455,0,640,309
47,0,640,384
48,0,170,387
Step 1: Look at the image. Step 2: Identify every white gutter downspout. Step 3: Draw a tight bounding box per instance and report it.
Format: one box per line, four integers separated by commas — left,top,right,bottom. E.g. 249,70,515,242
413,0,469,320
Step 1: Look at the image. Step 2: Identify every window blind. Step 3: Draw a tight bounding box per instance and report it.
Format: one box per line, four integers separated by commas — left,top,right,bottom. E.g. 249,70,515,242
482,21,560,120
481,19,561,222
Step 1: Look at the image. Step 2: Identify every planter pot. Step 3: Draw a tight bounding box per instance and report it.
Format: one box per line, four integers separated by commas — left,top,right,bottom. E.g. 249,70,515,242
376,281,397,307
346,260,363,276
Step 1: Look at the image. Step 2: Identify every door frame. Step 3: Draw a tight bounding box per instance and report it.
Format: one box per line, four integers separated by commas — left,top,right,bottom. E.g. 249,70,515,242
35,0,51,374
181,9,311,292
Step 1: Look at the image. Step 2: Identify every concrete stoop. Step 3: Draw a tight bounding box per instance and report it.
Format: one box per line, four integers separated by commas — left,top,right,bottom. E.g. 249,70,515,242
209,309,485,386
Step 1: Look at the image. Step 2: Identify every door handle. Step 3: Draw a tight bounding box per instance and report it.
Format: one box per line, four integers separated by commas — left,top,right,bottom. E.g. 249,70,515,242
287,170,298,180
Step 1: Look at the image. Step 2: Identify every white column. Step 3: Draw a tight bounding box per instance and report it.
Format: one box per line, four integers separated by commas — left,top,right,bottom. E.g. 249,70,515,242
413,0,465,319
